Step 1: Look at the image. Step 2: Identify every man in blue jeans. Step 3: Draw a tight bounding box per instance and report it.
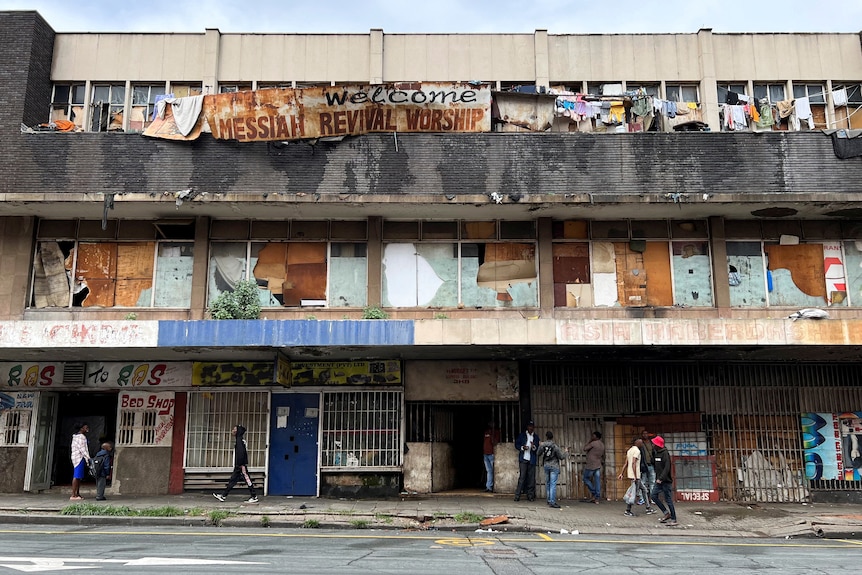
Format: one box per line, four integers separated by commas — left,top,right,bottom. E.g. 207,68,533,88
582,431,605,503
482,421,500,492
539,431,568,508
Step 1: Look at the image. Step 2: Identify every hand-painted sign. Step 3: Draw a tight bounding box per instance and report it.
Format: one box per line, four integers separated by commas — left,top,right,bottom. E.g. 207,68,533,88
119,391,175,446
0,391,34,411
85,363,190,388
0,363,63,388
405,361,518,401
290,361,401,386
145,83,491,142
193,362,274,386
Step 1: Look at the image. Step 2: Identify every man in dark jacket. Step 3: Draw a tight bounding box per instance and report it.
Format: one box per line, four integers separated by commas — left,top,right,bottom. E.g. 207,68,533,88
650,435,677,526
514,421,539,502
213,425,258,503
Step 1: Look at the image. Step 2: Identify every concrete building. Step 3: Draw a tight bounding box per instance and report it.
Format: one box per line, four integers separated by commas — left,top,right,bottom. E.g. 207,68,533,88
1,10,862,502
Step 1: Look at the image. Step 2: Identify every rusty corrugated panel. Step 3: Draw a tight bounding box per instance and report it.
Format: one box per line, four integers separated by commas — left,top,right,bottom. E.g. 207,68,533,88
199,82,491,143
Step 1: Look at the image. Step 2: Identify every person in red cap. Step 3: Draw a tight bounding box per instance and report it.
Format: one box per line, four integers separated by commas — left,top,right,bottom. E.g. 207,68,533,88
650,435,677,526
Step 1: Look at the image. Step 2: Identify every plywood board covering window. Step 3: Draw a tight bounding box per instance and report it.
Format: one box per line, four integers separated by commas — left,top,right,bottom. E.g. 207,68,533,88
614,242,673,307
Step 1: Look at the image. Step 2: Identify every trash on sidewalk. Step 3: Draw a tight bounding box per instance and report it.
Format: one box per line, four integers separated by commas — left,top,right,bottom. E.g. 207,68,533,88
479,515,508,527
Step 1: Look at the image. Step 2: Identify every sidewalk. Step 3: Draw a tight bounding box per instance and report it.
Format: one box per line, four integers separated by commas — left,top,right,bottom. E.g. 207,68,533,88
1,490,861,539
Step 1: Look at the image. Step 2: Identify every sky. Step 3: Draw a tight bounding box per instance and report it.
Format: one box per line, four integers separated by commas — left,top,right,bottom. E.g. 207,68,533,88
3,0,862,34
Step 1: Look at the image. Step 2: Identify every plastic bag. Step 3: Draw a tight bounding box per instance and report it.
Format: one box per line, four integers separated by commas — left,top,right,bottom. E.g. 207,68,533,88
623,482,637,505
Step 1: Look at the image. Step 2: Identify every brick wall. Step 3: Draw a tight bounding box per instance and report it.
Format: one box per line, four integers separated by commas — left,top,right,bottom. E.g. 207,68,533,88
0,11,55,132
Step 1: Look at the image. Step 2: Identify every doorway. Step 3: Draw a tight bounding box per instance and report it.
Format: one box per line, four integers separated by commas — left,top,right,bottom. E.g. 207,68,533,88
408,401,518,493
51,392,118,487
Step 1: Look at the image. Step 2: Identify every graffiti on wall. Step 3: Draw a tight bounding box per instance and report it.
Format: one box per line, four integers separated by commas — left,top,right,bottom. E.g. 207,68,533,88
801,412,862,481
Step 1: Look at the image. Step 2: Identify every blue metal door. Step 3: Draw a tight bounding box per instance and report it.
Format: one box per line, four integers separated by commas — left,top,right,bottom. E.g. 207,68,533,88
268,393,319,496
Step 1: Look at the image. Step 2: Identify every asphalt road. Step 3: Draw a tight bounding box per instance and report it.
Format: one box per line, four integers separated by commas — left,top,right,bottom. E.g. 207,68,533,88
0,525,859,574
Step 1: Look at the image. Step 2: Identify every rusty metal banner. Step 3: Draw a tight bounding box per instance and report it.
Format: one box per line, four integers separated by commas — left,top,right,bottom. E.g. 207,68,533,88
204,82,490,142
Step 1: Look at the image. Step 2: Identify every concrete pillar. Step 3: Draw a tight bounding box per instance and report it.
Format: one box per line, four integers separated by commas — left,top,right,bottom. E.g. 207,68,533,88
367,216,382,306
709,216,730,309
534,29,549,91
370,29,384,84
697,28,720,131
189,216,210,319
537,217,554,316
203,28,221,94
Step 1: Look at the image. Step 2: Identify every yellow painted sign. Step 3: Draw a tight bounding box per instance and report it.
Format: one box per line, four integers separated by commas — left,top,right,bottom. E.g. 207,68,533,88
290,360,401,386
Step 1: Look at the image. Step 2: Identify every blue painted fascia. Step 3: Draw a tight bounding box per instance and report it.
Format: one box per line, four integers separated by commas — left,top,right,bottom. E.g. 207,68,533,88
157,319,415,348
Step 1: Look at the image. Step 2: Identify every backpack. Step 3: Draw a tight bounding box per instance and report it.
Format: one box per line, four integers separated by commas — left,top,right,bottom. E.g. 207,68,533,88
88,454,106,478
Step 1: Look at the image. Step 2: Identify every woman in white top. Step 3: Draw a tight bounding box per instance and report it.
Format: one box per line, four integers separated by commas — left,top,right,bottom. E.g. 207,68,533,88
70,422,91,501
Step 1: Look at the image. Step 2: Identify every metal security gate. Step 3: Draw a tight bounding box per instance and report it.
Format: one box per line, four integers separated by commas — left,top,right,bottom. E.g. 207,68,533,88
531,361,862,503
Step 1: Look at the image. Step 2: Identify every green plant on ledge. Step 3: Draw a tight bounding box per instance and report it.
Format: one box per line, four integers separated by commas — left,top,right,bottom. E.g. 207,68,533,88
361,306,389,319
209,279,262,320
433,313,448,320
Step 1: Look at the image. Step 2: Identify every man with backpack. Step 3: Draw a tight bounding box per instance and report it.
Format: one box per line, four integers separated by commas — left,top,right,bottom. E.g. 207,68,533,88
539,431,568,508
92,442,113,501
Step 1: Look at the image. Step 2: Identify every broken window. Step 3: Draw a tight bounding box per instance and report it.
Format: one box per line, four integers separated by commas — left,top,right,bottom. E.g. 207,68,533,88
31,220,194,309
382,242,538,308
130,84,167,132
208,241,366,308
834,83,862,130
727,241,768,308
90,84,126,132
792,83,827,129
50,83,86,128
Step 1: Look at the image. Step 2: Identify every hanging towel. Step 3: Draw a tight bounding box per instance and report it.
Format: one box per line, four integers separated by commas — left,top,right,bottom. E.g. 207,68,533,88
832,88,848,107
793,97,814,130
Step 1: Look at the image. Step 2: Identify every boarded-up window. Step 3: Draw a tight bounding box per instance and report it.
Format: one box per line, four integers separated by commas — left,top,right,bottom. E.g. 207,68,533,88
553,243,590,307
764,244,827,307
727,241,767,308
209,241,364,308
31,240,193,309
614,242,673,307
382,242,538,308
671,241,713,307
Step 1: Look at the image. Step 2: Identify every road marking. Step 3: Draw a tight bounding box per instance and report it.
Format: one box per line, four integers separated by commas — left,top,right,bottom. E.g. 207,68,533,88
434,538,494,547
0,557,266,572
536,533,553,541
0,529,858,549
837,539,862,546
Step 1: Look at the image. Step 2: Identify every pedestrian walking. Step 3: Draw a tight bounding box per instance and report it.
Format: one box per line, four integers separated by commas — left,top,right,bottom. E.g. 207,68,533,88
618,438,655,517
93,442,113,501
651,435,677,526
213,425,258,503
640,429,656,504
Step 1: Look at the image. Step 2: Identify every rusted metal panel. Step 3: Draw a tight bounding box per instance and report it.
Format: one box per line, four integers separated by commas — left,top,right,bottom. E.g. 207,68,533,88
493,92,555,132
198,83,491,143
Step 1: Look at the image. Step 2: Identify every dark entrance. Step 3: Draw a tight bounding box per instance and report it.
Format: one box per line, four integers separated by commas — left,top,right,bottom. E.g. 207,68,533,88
408,401,519,492
52,392,118,487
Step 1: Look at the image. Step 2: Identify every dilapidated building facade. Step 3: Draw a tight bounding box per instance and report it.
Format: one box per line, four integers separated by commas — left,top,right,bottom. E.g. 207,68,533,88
2,10,862,503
